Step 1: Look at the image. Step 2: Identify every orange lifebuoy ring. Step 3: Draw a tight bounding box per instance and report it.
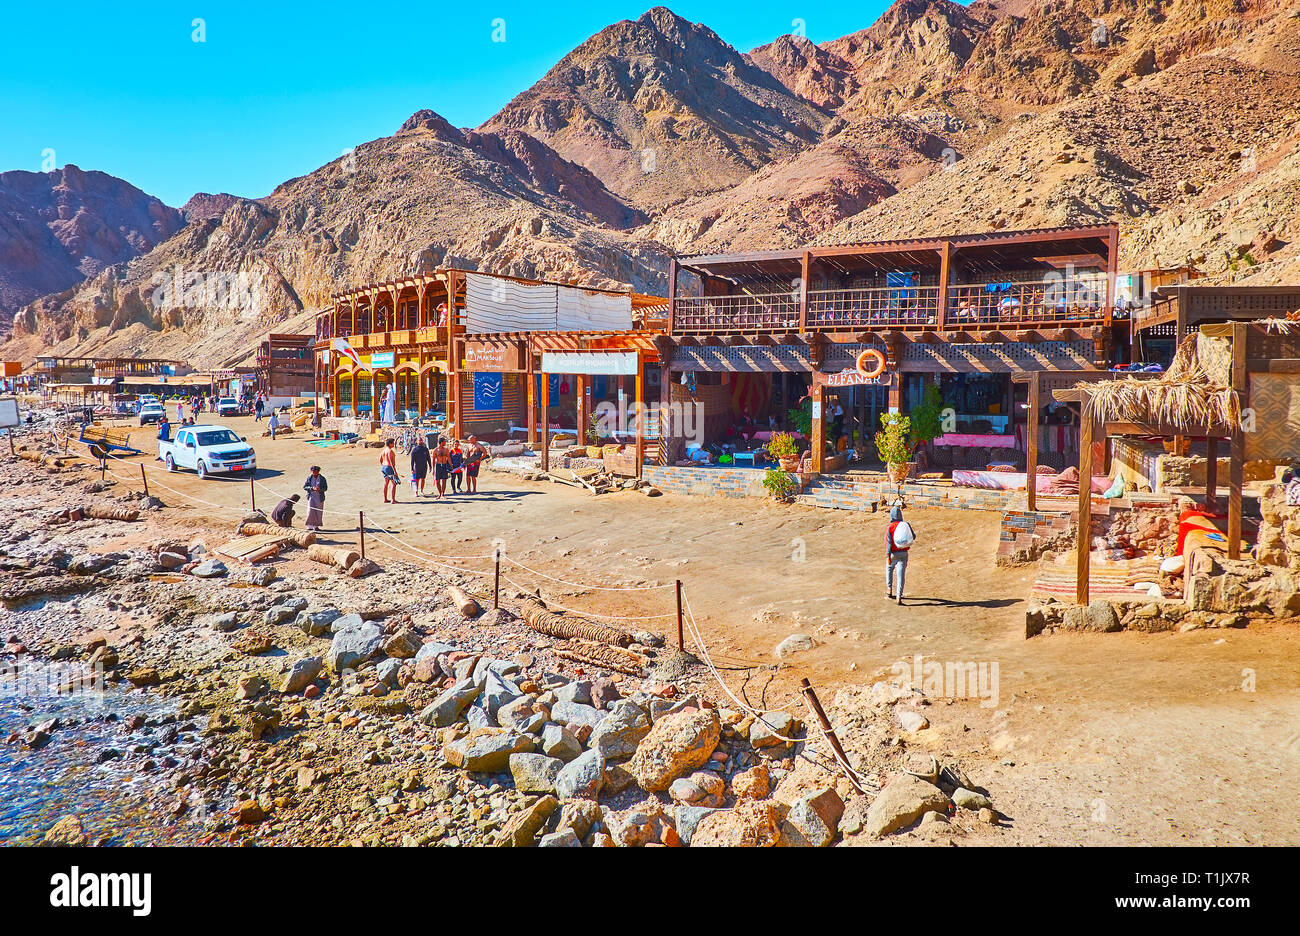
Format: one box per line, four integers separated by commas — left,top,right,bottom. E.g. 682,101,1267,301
856,348,887,379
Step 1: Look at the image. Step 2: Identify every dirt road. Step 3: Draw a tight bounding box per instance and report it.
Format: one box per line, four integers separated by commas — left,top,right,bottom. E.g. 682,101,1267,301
110,415,1300,845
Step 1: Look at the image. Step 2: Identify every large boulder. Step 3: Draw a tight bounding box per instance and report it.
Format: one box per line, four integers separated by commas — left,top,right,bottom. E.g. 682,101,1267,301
327,620,385,672
279,657,322,694
555,748,605,800
496,795,558,847
690,800,786,847
589,699,652,759
627,708,720,792
780,787,845,847
865,773,952,838
509,753,565,794
444,728,534,772
418,679,481,728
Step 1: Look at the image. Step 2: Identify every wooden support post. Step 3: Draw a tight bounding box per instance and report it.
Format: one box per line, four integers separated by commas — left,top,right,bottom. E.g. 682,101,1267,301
1026,375,1040,511
541,374,550,473
936,242,952,331
1076,409,1093,605
1229,430,1244,560
634,353,645,480
676,579,684,651
526,342,537,445
1205,435,1218,511
1228,323,1247,560
140,464,149,497
359,511,366,560
575,374,588,449
810,383,825,474
100,458,106,480
798,251,810,332
7,429,13,457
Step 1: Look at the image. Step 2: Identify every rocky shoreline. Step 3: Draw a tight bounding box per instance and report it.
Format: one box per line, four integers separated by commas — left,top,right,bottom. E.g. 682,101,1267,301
2,435,1005,847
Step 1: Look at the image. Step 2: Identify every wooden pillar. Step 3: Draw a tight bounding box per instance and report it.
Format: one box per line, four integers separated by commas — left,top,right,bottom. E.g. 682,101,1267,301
1026,375,1040,511
667,259,678,335
799,251,810,331
541,373,550,472
662,369,676,462
810,382,825,474
1076,405,1093,605
576,374,588,447
526,342,537,444
1205,435,1218,511
634,353,645,480
1229,322,1246,559
1104,225,1118,328
936,242,952,331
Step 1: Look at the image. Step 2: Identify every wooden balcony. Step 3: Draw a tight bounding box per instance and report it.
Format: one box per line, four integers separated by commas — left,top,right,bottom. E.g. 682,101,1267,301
671,280,1108,335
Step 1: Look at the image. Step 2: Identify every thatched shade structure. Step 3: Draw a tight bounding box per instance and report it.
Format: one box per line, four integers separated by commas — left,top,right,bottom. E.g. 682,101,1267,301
1079,335,1242,434
1063,334,1248,605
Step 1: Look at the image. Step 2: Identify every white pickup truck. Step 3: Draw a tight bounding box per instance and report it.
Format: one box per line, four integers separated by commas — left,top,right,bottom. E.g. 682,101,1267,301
158,424,257,479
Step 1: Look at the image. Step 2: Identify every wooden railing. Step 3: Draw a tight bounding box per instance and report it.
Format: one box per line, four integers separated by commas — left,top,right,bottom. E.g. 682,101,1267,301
808,286,940,329
672,279,1107,335
672,292,799,333
947,281,1106,328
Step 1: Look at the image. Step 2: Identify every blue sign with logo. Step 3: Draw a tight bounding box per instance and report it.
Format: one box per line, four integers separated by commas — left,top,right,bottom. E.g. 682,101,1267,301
474,372,503,411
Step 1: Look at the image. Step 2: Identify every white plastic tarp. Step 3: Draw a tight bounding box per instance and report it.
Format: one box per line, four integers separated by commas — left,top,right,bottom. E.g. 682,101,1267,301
464,273,633,333
464,274,556,333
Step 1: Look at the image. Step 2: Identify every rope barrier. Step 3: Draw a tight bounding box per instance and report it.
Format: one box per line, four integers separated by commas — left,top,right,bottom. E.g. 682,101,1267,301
501,555,672,592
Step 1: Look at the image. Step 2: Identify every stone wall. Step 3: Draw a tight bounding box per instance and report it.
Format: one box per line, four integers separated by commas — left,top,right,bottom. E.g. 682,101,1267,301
1255,481,1300,570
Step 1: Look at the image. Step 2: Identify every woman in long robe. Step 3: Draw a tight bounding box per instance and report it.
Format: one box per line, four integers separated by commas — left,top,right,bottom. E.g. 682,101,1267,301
303,466,327,530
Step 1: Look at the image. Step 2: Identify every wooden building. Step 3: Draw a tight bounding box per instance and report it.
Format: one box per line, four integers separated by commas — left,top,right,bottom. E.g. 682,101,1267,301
662,225,1127,470
315,269,665,442
257,334,314,402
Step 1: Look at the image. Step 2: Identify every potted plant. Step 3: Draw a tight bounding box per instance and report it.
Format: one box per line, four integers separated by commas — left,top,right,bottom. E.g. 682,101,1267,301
767,431,800,472
762,467,799,502
875,413,914,483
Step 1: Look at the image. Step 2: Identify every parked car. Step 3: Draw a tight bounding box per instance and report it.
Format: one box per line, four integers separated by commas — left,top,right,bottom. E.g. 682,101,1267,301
138,403,167,425
216,397,242,417
158,424,257,479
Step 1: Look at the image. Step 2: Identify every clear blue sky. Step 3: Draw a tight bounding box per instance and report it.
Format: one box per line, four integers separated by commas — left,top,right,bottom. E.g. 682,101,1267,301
0,2,895,207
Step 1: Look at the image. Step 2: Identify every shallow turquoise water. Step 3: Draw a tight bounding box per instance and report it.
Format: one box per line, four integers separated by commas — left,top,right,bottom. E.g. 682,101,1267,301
0,659,209,846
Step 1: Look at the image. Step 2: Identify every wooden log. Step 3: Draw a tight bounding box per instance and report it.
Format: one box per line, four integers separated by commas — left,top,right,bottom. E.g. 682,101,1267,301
520,596,632,647
307,544,359,569
83,505,140,522
555,639,648,676
238,522,317,547
447,586,481,617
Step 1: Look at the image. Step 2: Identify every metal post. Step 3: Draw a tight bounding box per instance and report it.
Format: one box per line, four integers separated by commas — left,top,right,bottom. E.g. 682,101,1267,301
493,553,501,609
676,579,684,651
100,458,106,480
250,476,256,512
359,510,365,560
140,464,149,497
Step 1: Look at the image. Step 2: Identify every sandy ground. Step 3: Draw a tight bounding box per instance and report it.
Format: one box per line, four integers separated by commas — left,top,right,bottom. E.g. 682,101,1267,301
95,414,1300,845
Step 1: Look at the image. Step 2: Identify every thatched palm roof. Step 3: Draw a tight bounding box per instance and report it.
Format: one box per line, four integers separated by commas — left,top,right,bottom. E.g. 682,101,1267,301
1079,335,1242,431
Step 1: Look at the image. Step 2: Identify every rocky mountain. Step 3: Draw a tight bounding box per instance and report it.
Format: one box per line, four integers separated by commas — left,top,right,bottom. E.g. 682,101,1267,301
4,1,1299,366
481,7,834,209
0,165,184,329
6,114,669,367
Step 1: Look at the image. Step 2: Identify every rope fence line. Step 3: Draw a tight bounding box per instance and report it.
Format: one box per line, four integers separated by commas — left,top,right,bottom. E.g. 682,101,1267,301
89,442,876,794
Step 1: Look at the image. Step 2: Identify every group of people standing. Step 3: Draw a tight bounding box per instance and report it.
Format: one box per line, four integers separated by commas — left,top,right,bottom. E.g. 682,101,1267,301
387,434,488,502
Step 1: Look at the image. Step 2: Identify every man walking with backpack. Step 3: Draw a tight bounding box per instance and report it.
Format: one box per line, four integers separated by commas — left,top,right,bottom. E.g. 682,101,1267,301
886,505,915,605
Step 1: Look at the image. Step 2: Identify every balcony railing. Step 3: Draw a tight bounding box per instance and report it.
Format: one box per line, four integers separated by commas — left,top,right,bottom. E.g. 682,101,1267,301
808,286,940,329
672,279,1108,334
947,282,1106,328
673,292,799,333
